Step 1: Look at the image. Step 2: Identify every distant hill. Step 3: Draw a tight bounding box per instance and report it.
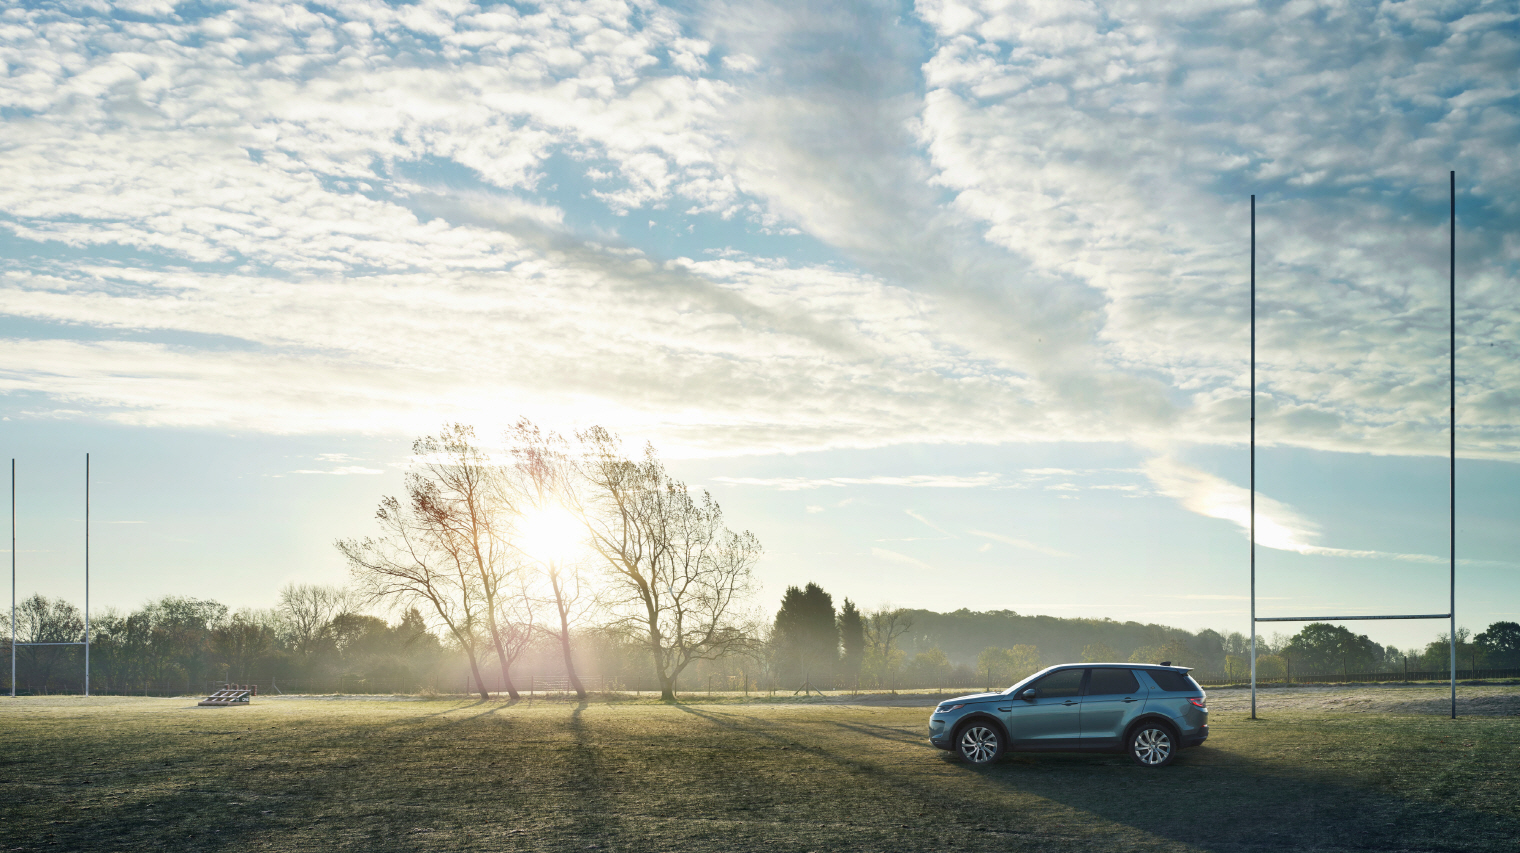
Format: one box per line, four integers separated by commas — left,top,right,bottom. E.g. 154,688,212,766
899,608,1226,669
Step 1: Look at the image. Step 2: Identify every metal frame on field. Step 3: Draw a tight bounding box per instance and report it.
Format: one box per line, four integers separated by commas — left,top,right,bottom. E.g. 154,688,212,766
9,455,91,698
1248,174,1458,721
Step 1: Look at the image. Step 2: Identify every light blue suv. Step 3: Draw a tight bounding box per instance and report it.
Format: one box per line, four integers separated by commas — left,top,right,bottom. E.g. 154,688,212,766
927,663,1208,767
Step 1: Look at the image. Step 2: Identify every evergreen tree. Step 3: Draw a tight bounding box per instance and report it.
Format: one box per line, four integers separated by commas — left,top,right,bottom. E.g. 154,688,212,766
773,583,838,687
837,598,865,682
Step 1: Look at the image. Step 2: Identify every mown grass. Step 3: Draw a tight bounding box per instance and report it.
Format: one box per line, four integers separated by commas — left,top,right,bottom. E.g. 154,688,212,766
1,695,1516,852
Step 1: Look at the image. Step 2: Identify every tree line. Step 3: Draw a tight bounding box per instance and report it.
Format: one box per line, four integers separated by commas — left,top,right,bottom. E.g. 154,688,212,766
765,583,1520,689
1,584,446,694
7,578,1516,694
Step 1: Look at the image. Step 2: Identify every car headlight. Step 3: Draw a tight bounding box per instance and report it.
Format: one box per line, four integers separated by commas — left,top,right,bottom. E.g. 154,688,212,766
937,703,964,713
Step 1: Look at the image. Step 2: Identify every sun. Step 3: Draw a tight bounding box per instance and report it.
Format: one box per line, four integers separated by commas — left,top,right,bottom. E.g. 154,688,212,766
516,505,584,565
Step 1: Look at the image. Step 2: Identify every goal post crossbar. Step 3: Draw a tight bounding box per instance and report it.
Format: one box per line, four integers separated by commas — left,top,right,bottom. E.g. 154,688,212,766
1256,614,1450,623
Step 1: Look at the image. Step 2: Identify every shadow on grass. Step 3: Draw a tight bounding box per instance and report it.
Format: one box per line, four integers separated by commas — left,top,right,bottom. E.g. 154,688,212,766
829,720,925,746
953,742,1518,852
672,704,1518,852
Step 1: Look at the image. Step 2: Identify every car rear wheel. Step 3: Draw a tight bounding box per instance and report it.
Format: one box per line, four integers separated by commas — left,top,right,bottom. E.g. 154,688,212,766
1129,723,1175,767
956,722,1004,765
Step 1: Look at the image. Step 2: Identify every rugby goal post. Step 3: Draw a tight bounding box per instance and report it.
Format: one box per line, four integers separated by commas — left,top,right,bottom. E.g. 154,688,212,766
1248,173,1458,721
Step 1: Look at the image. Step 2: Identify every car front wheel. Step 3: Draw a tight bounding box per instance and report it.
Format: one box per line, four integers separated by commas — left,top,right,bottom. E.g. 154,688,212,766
1129,723,1175,767
956,722,1004,765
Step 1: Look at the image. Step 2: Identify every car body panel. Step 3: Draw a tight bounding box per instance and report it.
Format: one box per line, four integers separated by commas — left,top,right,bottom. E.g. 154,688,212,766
1005,696,1083,745
1134,668,1209,745
1078,668,1148,746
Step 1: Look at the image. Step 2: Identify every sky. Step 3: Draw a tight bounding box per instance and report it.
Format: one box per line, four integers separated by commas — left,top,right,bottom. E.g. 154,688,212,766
2,0,1517,651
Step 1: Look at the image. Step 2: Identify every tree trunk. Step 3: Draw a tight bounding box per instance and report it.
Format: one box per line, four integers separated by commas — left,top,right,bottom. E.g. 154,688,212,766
553,578,586,701
465,649,491,701
489,629,520,701
559,625,586,700
497,656,521,701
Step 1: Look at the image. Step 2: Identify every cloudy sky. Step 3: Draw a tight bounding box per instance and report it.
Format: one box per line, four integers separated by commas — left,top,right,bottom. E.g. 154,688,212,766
3,0,1517,648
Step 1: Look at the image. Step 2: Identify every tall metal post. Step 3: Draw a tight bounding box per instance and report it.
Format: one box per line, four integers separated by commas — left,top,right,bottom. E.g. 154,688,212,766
10,459,14,698
1449,172,1456,720
1250,195,1257,720
84,453,90,698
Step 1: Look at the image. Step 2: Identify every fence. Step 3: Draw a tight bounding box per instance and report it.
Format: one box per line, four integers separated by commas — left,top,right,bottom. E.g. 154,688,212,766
1191,667,1520,686
8,666,1520,698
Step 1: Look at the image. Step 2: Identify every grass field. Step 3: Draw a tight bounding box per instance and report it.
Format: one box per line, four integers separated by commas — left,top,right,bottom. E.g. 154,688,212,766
2,689,1517,852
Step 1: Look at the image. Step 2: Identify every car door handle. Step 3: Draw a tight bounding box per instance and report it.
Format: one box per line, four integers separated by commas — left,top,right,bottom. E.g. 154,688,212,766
997,707,1012,712
1062,700,1079,706
1122,698,1140,703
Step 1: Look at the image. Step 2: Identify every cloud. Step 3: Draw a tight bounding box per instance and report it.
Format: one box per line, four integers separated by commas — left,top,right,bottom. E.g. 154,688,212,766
905,509,954,537
967,529,1071,558
290,466,385,475
870,547,934,570
1142,455,1462,563
913,0,1520,460
0,0,1515,465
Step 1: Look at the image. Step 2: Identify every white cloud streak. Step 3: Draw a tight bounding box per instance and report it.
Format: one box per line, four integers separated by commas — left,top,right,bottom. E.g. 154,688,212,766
966,529,1071,558
1142,454,1466,563
870,547,935,570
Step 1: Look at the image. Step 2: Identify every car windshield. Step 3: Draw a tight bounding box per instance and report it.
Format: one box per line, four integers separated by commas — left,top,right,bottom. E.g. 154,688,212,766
1001,667,1055,695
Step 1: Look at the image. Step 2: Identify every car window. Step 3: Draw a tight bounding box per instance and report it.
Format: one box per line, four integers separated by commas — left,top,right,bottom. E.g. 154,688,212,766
1086,668,1140,696
1031,668,1085,699
1147,670,1200,692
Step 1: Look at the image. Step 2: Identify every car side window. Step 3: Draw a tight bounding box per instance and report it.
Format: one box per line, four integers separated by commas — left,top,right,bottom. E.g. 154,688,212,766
1032,668,1085,699
1085,668,1140,696
1147,670,1197,692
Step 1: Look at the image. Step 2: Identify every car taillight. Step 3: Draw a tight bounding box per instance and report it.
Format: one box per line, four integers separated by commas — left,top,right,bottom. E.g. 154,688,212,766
1188,698,1206,708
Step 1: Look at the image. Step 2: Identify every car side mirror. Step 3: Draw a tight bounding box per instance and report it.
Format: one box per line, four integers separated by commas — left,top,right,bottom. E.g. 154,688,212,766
1020,688,1036,701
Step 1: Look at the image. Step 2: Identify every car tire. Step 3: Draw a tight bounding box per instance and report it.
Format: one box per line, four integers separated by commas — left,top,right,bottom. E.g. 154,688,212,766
955,721,1005,765
1128,722,1176,767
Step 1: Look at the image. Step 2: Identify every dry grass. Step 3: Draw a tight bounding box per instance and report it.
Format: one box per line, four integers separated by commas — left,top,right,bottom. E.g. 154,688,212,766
2,689,1517,852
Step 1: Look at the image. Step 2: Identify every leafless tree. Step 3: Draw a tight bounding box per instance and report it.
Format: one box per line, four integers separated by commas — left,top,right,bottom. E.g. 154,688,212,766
411,425,531,700
277,584,359,658
212,609,276,682
865,607,913,659
336,492,493,701
497,420,594,700
14,594,84,688
865,606,913,689
575,427,761,701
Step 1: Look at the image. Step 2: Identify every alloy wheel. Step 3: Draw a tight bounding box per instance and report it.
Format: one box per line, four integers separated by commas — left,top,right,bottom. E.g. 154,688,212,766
958,725,999,763
1133,727,1172,765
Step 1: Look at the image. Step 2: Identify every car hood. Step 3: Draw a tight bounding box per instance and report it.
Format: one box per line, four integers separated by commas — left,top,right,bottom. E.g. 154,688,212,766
937,692,1003,706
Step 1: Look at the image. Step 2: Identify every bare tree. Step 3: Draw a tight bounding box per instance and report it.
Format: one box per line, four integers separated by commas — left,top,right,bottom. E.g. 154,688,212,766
336,492,493,701
864,607,913,690
497,421,594,700
865,607,913,659
411,425,531,700
277,584,359,658
575,427,761,701
14,594,84,689
212,609,277,682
